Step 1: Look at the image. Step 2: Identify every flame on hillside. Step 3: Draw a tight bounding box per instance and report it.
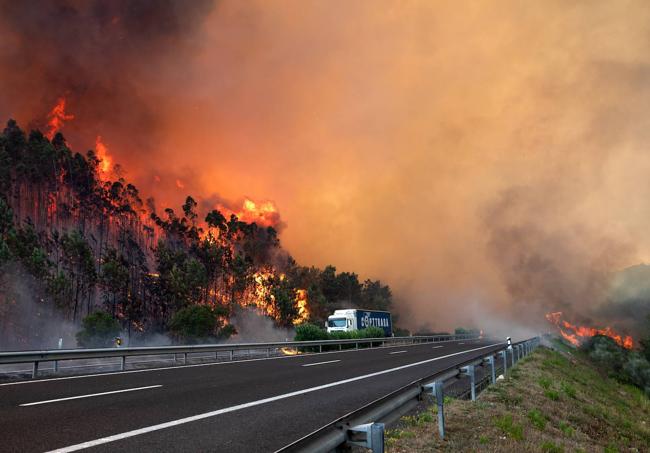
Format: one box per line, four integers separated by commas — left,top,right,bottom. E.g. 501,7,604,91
95,136,113,176
45,97,74,139
545,311,634,349
215,198,281,229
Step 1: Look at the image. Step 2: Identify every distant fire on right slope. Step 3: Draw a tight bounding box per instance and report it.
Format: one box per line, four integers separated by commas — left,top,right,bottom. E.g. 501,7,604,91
545,311,634,349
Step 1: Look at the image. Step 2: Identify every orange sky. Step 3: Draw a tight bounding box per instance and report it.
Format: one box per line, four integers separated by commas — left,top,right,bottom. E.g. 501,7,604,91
3,0,650,333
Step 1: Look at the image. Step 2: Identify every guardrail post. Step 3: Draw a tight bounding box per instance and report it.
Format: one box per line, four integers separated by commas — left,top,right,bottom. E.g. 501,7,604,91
425,380,446,439
347,422,385,453
229,350,233,361
500,350,507,375
462,365,476,400
32,361,39,378
486,356,495,384
319,344,322,353
183,352,188,364
54,360,58,373
121,356,126,371
435,380,445,438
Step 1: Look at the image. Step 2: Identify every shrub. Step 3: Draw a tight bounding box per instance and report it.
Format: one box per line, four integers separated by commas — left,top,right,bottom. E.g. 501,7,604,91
561,382,577,398
527,408,547,430
494,414,524,440
538,376,552,390
294,323,329,342
168,305,229,343
545,389,560,401
76,311,121,348
541,441,563,453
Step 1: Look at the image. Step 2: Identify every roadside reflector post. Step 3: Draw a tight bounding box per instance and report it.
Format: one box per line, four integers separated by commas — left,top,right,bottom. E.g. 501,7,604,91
121,356,126,371
347,422,385,453
461,365,476,401
509,346,515,367
229,350,233,361
32,361,39,379
266,348,270,358
183,353,187,365
319,344,322,353
54,360,58,373
485,356,496,384
424,380,446,438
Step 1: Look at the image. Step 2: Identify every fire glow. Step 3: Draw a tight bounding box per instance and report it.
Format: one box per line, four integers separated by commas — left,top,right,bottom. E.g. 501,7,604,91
45,97,74,140
95,136,113,176
545,311,634,349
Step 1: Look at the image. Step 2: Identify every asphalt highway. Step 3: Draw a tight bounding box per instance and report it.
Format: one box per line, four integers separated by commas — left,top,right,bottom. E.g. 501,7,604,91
0,339,504,452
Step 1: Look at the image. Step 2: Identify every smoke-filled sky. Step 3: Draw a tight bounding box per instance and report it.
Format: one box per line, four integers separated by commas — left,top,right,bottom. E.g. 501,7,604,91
2,0,650,333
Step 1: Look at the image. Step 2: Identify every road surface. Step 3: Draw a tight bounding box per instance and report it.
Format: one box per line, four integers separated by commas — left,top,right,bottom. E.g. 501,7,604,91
1,339,503,452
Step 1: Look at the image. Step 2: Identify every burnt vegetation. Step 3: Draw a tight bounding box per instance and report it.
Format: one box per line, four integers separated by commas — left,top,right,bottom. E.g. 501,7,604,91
0,120,395,347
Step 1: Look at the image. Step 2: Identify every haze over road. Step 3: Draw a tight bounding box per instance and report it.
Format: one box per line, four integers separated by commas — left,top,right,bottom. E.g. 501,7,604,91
1,340,503,452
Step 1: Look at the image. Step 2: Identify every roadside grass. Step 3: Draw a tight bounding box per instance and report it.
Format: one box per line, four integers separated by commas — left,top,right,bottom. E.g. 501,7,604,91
385,345,650,452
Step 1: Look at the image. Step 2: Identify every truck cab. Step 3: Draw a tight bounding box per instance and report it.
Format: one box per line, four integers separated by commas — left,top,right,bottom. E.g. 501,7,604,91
326,309,357,333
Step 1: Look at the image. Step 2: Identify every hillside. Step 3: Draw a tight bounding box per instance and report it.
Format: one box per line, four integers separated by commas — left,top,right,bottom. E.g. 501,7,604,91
386,344,650,452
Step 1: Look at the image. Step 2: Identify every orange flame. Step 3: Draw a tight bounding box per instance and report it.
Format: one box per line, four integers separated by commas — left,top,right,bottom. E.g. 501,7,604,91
545,311,634,349
95,136,112,176
45,98,74,140
216,198,280,228
293,289,310,325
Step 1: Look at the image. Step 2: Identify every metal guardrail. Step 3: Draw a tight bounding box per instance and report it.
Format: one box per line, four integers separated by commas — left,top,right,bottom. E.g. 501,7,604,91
0,333,480,379
277,336,541,453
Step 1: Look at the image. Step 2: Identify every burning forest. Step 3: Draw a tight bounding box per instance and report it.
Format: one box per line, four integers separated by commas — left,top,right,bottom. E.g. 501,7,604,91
0,108,394,349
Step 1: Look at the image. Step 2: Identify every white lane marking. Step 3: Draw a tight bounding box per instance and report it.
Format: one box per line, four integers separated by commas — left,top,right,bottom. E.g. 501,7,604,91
389,350,407,354
45,344,499,453
458,342,465,345
301,360,341,367
20,385,162,407
432,346,444,349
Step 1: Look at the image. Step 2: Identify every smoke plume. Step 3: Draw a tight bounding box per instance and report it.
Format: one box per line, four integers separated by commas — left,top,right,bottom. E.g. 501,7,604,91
3,1,650,335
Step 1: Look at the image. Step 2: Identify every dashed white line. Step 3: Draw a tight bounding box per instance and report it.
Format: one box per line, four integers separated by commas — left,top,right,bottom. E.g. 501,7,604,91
432,345,444,349
301,360,341,367
458,342,465,345
20,385,162,407
389,350,407,354
45,343,500,452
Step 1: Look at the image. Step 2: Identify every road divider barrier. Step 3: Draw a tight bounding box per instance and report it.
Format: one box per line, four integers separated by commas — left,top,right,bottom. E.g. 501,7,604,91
0,333,480,379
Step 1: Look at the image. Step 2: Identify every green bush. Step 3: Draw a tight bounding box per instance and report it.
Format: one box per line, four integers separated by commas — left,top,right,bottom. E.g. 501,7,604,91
294,323,329,342
168,305,230,343
76,311,121,348
540,441,563,453
527,408,547,430
494,414,524,440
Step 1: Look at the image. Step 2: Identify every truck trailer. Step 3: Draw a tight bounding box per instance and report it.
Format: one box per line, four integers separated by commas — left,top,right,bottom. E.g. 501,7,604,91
326,309,392,337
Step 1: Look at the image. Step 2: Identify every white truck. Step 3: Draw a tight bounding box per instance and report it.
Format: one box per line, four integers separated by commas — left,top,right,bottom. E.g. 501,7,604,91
326,309,393,336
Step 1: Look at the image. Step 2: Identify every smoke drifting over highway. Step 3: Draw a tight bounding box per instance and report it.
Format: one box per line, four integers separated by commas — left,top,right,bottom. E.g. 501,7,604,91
2,1,650,335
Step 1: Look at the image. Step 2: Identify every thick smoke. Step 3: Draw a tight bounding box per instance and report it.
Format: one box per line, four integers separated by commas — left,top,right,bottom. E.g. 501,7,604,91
3,1,650,336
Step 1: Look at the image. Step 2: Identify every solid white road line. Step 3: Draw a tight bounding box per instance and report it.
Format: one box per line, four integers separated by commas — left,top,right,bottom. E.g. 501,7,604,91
20,385,163,407
45,343,500,453
301,360,341,367
432,346,444,349
389,350,407,354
